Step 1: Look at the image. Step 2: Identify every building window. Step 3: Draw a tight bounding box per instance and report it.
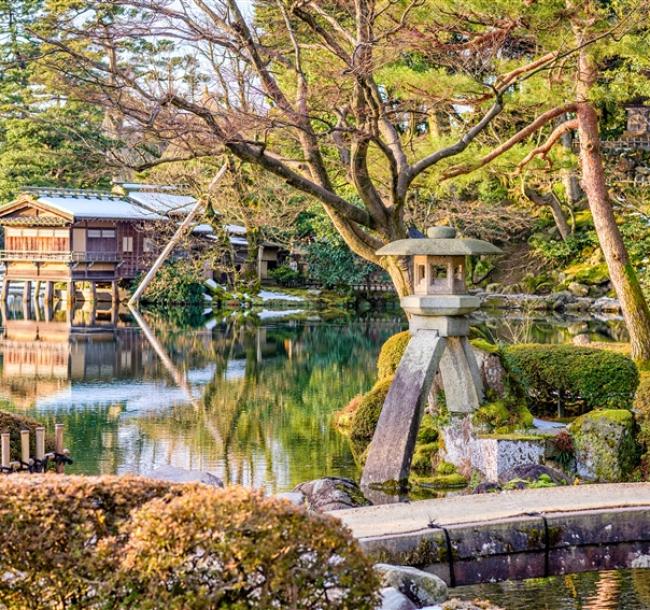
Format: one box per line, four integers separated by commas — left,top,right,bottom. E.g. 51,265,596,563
123,236,134,252
143,238,155,253
88,229,116,239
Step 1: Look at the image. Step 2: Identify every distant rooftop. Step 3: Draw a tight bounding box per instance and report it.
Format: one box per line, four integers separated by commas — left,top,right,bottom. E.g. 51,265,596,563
11,187,166,221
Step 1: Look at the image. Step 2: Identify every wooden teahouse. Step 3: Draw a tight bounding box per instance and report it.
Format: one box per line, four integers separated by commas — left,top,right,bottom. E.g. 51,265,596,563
0,187,165,307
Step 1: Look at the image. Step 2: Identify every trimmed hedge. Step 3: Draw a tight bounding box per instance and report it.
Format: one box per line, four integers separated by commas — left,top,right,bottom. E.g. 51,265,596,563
377,331,410,379
502,344,639,416
0,476,379,610
108,486,379,609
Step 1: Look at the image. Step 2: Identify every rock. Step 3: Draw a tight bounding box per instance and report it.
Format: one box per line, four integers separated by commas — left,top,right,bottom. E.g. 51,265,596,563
377,587,417,610
498,463,571,486
472,347,507,398
567,282,589,297
573,334,592,346
485,283,502,294
472,481,502,494
592,297,621,312
293,477,370,512
274,491,305,506
145,465,224,487
569,409,640,482
374,564,448,607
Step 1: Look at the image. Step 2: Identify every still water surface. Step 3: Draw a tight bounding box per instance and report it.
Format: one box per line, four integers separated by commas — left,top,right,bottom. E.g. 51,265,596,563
455,568,650,609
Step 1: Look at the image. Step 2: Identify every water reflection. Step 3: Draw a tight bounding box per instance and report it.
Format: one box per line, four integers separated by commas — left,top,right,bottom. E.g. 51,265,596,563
455,568,650,610
0,298,631,493
0,300,403,491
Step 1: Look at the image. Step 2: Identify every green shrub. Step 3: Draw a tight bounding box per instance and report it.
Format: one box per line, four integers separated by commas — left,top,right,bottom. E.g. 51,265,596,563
502,344,639,416
269,264,302,287
107,486,379,610
136,259,206,305
377,331,410,379
350,377,393,442
0,475,181,608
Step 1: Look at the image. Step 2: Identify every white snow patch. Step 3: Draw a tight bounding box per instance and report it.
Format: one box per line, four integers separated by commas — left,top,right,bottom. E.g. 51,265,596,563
258,290,305,302
257,309,303,320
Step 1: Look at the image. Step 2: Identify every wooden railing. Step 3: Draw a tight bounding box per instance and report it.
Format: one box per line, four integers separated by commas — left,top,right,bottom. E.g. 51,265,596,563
0,250,120,263
0,424,71,474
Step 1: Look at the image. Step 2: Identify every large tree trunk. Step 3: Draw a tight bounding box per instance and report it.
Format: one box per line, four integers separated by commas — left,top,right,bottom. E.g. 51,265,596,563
575,47,650,363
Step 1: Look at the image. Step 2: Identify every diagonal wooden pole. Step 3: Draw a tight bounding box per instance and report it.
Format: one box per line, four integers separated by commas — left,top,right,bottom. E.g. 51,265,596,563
128,162,228,306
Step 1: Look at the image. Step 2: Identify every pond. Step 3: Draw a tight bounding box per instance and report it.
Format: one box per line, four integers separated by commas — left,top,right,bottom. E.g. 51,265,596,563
455,568,650,609
0,302,627,492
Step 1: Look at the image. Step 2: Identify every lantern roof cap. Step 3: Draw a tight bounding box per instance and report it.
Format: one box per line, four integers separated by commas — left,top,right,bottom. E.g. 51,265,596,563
376,226,502,256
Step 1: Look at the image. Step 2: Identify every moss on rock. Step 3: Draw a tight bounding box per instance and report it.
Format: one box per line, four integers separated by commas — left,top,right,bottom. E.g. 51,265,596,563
569,409,640,482
428,473,467,489
377,331,410,380
472,399,534,433
350,377,394,443
470,338,500,354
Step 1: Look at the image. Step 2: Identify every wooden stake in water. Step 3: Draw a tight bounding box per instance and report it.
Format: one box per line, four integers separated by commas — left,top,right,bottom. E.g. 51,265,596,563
1,432,9,470
20,429,30,465
55,424,64,473
35,427,45,462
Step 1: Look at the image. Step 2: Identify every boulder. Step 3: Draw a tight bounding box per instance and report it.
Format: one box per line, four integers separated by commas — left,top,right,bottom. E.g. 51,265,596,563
472,346,507,398
144,465,224,487
293,477,370,512
374,564,448,607
569,409,640,482
498,463,572,486
567,282,589,297
377,588,417,610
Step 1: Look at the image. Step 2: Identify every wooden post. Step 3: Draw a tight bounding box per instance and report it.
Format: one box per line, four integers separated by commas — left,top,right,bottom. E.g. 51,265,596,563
90,281,97,303
20,429,30,465
35,427,45,461
128,162,227,306
45,281,53,306
1,432,9,470
1,278,8,304
22,280,31,303
33,280,41,303
55,423,64,473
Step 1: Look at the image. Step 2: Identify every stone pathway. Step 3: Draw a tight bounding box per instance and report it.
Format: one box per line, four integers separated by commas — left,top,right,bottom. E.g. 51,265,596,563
334,483,650,539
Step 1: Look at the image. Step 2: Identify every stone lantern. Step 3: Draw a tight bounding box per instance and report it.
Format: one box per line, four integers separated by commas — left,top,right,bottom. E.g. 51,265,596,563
361,227,502,490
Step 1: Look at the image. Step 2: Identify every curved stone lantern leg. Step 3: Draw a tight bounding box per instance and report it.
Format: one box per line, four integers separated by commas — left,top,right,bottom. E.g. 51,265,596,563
360,330,446,488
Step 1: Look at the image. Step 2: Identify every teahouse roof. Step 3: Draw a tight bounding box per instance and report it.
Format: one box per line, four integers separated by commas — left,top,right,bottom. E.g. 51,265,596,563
376,226,502,257
0,188,165,223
